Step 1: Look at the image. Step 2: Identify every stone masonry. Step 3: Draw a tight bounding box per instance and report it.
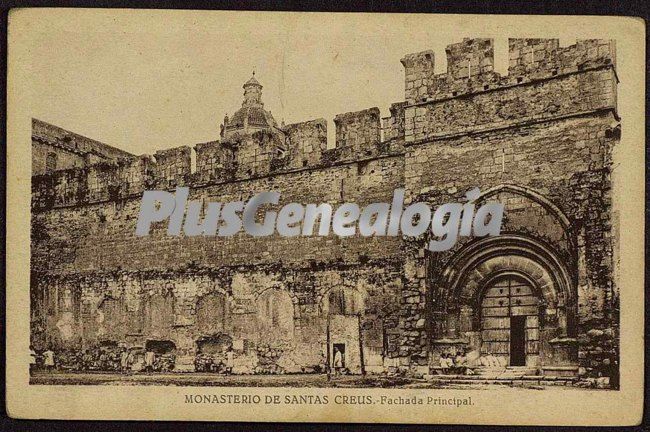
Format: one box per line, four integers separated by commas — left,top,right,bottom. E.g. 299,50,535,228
31,38,620,383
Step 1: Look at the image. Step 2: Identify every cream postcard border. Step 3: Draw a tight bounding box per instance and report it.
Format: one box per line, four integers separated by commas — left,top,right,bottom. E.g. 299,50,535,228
6,9,645,425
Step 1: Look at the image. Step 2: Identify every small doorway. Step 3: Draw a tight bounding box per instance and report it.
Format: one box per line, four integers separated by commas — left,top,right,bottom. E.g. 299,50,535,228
328,315,361,373
509,316,526,366
325,288,365,374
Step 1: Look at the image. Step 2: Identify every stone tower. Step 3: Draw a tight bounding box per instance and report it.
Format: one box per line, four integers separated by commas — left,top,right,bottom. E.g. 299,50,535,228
221,73,278,139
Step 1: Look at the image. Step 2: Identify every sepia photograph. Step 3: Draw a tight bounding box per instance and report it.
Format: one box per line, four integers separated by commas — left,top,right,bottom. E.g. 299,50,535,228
5,9,645,425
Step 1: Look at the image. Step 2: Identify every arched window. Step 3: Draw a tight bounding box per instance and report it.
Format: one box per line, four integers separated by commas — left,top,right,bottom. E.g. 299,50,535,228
46,152,58,173
196,292,227,334
256,289,294,341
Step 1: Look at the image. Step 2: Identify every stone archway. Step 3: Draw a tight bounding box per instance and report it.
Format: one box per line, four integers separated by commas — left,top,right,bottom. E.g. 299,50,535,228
435,235,578,371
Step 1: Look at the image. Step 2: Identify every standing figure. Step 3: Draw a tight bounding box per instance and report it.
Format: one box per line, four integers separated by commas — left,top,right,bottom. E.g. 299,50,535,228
29,345,37,373
225,347,234,375
144,349,155,373
43,347,55,372
120,348,130,373
333,347,343,376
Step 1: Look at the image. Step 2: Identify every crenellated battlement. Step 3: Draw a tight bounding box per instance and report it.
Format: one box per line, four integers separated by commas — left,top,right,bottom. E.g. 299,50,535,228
508,38,616,79
400,50,436,105
402,38,616,104
154,146,192,189
334,107,381,159
382,102,407,143
32,37,618,210
283,118,328,169
32,110,405,211
401,38,617,142
445,38,495,80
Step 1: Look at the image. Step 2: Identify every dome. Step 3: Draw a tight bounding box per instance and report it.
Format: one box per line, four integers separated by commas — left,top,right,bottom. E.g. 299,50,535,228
228,106,276,129
244,75,262,88
222,73,278,138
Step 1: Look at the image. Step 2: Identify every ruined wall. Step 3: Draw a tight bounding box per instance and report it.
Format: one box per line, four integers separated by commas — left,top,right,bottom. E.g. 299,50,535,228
31,120,406,371
32,139,87,175
31,263,403,373
32,118,135,175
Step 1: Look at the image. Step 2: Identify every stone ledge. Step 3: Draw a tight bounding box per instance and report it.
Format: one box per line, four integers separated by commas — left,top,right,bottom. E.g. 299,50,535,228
430,338,469,345
541,365,579,371
549,337,578,345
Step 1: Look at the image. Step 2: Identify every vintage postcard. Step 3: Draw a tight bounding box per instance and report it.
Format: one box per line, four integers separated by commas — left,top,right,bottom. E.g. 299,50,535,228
5,9,645,425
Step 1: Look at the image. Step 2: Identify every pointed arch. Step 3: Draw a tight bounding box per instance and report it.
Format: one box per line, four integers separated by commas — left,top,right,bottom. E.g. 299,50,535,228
477,183,572,232
321,286,367,316
256,288,294,342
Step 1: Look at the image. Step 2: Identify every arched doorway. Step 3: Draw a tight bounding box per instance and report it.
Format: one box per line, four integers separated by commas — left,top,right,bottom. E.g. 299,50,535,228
436,234,578,372
480,274,540,366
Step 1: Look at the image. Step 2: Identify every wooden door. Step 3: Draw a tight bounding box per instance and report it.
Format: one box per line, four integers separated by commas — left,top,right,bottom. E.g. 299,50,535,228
480,276,540,365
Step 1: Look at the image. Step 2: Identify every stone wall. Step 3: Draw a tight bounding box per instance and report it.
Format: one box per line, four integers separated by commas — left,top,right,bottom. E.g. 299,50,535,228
31,38,619,381
194,140,232,184
31,262,404,373
31,136,406,371
32,118,135,175
32,153,404,273
398,38,618,379
334,108,382,160
32,140,87,175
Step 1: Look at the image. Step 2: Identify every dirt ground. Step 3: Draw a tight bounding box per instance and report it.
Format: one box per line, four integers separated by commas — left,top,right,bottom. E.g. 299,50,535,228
28,371,577,390
29,371,432,387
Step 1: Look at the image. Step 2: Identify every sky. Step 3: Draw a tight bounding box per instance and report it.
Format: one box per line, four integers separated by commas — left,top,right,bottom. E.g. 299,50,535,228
24,10,581,155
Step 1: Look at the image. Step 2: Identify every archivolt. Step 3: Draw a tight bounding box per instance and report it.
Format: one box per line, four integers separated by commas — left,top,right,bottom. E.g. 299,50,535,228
477,183,572,234
442,234,576,310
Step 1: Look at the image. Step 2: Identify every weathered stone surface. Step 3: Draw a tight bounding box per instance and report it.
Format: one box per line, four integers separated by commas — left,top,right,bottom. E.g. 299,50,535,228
31,38,619,384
